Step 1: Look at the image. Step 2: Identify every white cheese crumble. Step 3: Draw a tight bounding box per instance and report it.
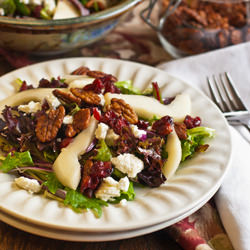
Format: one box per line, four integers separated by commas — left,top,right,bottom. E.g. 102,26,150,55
46,93,61,109
95,123,109,140
130,124,147,138
18,101,42,113
95,176,129,202
0,8,5,16
111,153,144,178
98,94,105,106
44,0,56,13
105,129,119,146
63,115,73,124
119,199,127,207
15,177,41,194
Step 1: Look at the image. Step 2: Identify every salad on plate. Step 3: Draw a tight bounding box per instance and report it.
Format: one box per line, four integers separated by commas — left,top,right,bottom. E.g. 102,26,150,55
0,65,215,217
0,0,121,20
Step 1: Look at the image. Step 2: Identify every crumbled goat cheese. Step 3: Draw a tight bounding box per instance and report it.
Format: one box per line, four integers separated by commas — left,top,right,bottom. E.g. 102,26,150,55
95,123,109,140
98,94,105,106
111,153,144,178
20,0,29,4
44,0,56,13
119,199,127,206
105,129,119,146
15,177,41,194
18,101,42,113
95,176,129,201
130,124,147,138
46,93,61,109
0,8,5,15
63,115,73,124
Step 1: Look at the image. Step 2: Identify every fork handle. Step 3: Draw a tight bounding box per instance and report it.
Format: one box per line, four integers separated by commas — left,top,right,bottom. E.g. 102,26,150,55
228,120,250,132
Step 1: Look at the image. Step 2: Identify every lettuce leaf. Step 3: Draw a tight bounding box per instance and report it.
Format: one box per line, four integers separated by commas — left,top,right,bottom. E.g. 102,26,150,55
0,151,33,173
181,126,215,161
115,80,142,95
109,181,135,204
43,173,64,194
64,188,107,218
93,139,112,162
0,0,16,15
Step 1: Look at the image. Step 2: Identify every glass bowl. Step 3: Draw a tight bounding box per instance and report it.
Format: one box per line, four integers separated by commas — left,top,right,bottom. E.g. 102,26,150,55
141,0,249,58
0,0,141,55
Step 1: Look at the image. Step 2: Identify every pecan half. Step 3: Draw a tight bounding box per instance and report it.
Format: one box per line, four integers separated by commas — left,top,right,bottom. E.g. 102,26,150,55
86,70,117,82
36,105,65,143
174,122,187,140
71,66,90,75
70,88,101,105
65,108,91,137
108,98,138,124
53,89,81,105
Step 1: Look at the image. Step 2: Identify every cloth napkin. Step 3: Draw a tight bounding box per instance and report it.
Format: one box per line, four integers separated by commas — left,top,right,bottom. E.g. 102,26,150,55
158,42,250,250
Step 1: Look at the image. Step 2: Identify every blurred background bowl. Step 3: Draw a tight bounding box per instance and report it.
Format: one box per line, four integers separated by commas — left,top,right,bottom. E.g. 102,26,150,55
0,0,141,55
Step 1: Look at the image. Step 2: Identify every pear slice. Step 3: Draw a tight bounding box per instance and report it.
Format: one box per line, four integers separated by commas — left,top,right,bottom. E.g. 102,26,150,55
53,116,98,190
162,130,182,180
53,0,80,20
0,88,55,113
104,93,191,122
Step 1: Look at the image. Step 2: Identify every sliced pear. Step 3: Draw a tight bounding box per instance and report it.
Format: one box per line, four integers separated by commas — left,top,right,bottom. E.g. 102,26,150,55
53,0,80,20
0,88,55,114
53,116,98,190
104,93,191,122
162,130,182,180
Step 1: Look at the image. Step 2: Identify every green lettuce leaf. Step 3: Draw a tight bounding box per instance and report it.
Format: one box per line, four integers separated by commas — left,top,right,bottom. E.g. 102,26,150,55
115,80,142,95
14,0,30,16
43,173,64,194
181,126,215,161
93,139,112,162
64,188,108,218
0,151,33,173
109,181,135,204
0,0,16,15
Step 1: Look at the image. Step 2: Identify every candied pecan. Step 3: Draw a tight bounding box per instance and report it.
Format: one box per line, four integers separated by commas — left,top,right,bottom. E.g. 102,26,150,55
36,106,65,143
70,88,101,105
53,89,81,105
71,66,90,75
174,122,187,140
107,98,138,124
65,109,91,137
86,71,118,82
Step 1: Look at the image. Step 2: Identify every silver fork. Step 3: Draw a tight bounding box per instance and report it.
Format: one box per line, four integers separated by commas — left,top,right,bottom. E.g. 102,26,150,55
207,72,250,132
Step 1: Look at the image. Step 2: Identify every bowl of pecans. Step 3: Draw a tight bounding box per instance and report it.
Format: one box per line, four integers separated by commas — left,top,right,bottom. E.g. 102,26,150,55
0,0,141,55
141,0,249,58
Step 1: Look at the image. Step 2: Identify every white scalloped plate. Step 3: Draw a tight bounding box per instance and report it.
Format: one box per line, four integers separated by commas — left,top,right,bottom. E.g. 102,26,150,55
0,58,232,233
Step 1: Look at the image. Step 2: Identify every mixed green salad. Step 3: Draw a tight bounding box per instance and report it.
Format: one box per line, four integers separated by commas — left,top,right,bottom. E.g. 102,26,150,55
0,66,215,217
0,0,121,20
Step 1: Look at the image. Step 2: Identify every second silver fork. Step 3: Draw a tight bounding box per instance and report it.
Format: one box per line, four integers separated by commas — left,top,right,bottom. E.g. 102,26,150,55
207,72,250,131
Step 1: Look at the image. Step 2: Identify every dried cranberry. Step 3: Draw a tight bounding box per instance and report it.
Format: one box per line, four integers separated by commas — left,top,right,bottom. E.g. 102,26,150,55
137,120,149,130
163,97,175,105
100,110,129,135
152,116,173,136
60,138,73,149
80,160,112,197
19,81,34,92
184,115,201,129
83,78,104,94
92,107,101,121
103,81,120,94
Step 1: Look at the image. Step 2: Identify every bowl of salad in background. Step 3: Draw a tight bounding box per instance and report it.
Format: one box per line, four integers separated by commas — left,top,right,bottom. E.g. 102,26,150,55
0,0,141,55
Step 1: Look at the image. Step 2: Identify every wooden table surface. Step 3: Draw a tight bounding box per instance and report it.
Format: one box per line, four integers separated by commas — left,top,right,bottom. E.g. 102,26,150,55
0,220,182,250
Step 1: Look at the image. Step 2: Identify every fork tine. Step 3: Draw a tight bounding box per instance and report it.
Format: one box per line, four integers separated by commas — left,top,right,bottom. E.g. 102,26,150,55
213,75,231,112
207,77,224,111
225,72,248,111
